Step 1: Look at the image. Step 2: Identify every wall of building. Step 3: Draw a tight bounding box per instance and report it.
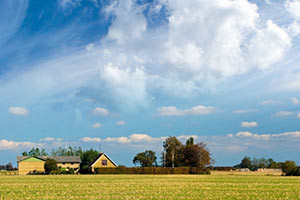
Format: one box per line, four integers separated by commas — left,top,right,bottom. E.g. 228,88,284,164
18,157,45,175
57,163,80,169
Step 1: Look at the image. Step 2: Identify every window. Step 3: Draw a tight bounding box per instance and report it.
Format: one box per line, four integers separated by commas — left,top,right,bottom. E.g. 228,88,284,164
102,160,107,166
71,163,74,165
62,162,65,165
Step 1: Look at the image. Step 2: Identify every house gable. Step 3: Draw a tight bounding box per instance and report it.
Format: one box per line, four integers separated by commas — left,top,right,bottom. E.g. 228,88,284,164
90,153,117,172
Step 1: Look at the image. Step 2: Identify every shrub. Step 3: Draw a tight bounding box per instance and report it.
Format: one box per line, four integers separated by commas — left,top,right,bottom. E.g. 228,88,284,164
44,159,57,174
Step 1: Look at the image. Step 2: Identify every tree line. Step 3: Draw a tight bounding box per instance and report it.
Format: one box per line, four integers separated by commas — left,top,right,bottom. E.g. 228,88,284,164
236,156,300,176
0,162,16,171
235,156,281,171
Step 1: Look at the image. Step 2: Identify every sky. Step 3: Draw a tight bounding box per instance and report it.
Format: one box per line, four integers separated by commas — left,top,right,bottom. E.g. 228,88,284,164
1,0,300,167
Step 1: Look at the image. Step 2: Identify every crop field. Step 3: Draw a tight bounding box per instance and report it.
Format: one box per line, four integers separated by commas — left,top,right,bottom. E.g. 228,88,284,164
0,172,300,200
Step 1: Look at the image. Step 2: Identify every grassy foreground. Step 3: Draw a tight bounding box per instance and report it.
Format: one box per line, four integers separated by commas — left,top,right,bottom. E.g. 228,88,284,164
0,173,300,200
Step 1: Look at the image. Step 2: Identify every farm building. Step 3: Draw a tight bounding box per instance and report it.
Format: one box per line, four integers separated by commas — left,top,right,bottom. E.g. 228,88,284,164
17,156,81,175
89,152,117,172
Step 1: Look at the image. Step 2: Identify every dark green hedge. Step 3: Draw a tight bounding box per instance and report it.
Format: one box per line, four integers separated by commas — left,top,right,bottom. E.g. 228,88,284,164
94,166,210,175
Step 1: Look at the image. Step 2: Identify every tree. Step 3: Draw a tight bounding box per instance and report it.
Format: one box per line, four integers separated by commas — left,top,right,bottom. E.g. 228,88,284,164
80,149,99,173
186,137,194,146
240,156,252,169
22,148,48,156
50,146,83,156
44,158,57,174
133,150,157,167
162,137,184,167
183,142,212,168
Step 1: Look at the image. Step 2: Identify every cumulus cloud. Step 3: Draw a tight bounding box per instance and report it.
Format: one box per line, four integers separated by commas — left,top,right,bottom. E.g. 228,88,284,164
8,106,29,116
233,131,300,140
248,20,291,70
288,21,300,36
0,0,296,113
92,122,102,128
241,121,258,128
81,137,101,142
286,0,300,21
0,139,37,150
116,121,126,126
93,107,109,116
275,111,294,117
158,105,215,116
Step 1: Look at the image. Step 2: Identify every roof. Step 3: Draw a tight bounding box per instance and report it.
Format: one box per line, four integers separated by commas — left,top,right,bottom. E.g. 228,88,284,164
17,156,81,163
89,152,117,167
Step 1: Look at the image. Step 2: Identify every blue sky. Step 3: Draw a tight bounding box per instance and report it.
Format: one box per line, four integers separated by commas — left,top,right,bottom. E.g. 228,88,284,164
1,0,300,167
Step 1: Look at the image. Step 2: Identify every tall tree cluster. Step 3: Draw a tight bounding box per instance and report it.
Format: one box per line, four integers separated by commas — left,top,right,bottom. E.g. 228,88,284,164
163,137,212,169
132,136,212,169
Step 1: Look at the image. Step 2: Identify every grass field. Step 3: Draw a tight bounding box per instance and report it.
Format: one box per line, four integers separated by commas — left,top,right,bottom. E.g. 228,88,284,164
0,172,300,200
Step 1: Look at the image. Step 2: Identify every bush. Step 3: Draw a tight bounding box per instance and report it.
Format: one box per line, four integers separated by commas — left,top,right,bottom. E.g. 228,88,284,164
44,159,57,174
94,167,210,175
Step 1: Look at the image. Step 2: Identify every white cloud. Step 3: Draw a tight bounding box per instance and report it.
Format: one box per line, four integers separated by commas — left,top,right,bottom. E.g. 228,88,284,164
234,131,300,141
241,121,258,128
0,139,37,150
286,0,300,21
99,63,149,109
40,137,63,142
86,43,94,51
275,111,294,117
82,133,163,144
105,0,147,45
297,112,300,118
116,121,126,126
288,21,300,36
8,106,29,116
158,105,215,116
93,107,109,116
0,0,296,113
290,97,299,105
248,20,291,70
273,131,300,138
261,100,282,105
92,122,102,128
81,137,101,142
235,131,271,140
233,109,258,114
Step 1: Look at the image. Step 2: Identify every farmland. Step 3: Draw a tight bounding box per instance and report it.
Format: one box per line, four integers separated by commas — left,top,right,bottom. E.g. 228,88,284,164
0,172,300,200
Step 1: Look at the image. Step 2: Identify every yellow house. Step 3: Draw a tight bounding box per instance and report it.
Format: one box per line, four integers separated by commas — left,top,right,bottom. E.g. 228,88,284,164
89,152,117,172
17,156,81,175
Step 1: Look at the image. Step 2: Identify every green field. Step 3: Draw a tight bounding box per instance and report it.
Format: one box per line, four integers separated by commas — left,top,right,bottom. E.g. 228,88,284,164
0,173,300,200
